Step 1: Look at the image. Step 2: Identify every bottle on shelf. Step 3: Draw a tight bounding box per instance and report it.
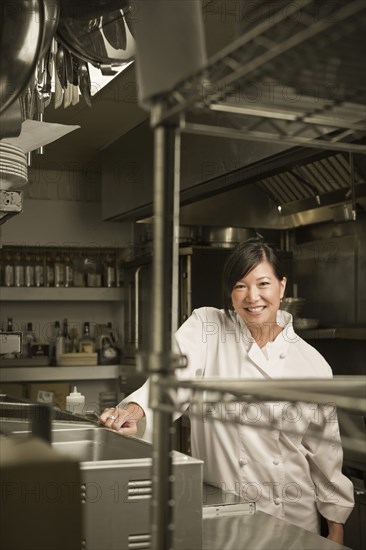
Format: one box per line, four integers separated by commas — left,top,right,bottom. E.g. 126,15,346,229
103,254,116,287
34,253,44,287
66,386,85,415
79,322,95,353
3,251,14,287
45,253,55,287
24,253,35,287
3,317,15,358
84,256,102,288
115,253,124,288
64,254,74,287
14,252,25,287
22,322,35,358
96,321,120,365
62,318,72,354
51,321,64,365
73,253,85,287
70,326,79,353
54,254,65,287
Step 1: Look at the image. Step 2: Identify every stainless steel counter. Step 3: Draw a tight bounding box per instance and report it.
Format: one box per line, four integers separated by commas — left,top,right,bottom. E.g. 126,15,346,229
299,327,366,340
202,511,352,550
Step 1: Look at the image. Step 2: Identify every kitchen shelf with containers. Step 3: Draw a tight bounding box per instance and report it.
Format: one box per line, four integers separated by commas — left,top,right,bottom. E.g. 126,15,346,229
0,247,125,372
0,245,125,291
1,317,121,367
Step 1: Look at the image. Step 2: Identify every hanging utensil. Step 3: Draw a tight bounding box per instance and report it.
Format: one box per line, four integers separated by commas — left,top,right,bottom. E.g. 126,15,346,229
72,56,80,86
123,4,135,39
63,80,72,108
55,43,67,89
54,69,63,108
71,84,79,106
64,47,74,85
78,61,92,107
102,10,127,50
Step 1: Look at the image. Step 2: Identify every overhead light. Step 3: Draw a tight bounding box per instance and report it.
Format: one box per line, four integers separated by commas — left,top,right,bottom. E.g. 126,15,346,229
88,62,134,96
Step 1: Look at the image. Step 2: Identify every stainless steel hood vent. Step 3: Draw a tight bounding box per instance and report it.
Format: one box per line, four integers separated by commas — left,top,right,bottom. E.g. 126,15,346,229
179,151,366,230
255,153,366,216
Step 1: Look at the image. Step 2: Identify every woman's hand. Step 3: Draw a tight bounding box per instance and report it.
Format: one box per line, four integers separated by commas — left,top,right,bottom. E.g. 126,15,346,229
326,520,344,545
99,402,145,436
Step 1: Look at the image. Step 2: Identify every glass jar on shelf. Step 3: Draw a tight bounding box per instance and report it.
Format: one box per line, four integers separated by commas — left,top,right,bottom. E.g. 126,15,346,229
24,253,35,287
3,251,14,286
14,252,25,287
45,253,55,287
34,253,44,287
64,254,74,287
103,254,116,287
73,253,85,287
84,255,102,287
54,253,65,287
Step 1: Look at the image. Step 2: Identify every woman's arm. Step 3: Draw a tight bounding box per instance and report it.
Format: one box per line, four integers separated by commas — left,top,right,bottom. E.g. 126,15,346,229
326,520,344,544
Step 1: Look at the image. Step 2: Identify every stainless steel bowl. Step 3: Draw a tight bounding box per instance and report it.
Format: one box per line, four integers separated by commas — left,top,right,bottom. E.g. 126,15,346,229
200,226,255,247
281,297,306,318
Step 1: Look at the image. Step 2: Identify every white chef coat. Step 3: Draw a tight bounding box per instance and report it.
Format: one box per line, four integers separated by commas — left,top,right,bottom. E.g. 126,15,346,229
120,307,354,533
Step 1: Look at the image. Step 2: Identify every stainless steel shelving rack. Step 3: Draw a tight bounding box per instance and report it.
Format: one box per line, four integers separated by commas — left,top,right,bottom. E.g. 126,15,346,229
144,2,366,548
153,0,366,153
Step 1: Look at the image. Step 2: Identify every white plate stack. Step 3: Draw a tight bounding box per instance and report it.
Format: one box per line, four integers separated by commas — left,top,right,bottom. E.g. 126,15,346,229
0,142,28,190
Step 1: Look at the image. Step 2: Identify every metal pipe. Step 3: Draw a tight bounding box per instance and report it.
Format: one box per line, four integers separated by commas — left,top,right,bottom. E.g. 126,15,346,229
349,152,357,221
148,102,180,550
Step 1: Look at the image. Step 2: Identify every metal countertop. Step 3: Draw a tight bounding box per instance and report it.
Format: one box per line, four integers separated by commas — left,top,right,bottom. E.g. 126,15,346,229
202,511,352,550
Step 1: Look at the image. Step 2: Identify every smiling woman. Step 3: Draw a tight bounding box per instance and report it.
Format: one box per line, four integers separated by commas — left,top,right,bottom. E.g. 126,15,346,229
100,238,355,543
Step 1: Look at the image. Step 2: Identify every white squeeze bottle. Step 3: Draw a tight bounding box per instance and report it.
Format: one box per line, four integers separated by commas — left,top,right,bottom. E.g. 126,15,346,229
66,386,85,415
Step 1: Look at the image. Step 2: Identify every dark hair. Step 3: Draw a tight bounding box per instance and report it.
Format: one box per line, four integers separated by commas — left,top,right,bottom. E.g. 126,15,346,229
223,239,286,314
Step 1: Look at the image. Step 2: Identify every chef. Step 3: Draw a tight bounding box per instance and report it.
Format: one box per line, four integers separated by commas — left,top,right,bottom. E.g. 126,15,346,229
101,239,354,544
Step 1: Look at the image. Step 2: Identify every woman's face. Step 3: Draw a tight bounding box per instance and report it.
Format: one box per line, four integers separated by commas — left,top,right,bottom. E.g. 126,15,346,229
231,259,287,327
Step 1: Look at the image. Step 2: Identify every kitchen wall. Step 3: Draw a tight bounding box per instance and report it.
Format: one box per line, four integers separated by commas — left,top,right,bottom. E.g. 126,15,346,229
0,166,133,356
1,167,133,248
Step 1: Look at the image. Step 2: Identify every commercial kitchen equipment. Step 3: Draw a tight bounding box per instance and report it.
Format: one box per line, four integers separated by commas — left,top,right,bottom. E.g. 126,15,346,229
0,407,357,550
0,412,203,550
129,1,366,548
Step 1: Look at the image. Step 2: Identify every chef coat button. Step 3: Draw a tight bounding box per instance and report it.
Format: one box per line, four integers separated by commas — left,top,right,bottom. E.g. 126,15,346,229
274,497,281,505
239,458,247,467
279,353,286,359
273,459,279,466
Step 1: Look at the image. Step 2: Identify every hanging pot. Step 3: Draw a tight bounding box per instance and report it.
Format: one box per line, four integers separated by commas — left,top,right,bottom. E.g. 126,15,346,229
0,0,44,116
56,2,135,67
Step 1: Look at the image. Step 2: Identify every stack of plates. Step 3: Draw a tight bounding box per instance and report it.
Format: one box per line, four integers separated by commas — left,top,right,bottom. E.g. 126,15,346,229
0,142,28,190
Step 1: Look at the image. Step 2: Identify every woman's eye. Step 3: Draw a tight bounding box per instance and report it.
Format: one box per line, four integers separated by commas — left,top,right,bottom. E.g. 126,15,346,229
234,283,245,289
259,282,270,287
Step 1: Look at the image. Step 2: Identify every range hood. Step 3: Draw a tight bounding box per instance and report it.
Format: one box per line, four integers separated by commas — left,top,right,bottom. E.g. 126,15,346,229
179,150,366,229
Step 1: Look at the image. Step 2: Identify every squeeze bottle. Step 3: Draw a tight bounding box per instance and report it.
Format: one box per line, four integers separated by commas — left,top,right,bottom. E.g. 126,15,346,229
66,386,85,415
